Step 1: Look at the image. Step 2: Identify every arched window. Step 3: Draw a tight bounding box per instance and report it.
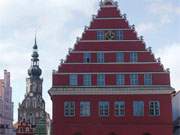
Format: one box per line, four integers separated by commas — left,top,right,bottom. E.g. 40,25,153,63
74,132,82,135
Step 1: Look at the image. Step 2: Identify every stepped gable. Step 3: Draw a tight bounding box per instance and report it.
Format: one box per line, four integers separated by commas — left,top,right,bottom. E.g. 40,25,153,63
52,0,170,88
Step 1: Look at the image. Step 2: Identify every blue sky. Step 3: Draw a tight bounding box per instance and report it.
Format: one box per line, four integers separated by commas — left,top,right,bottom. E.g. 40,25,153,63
0,0,180,122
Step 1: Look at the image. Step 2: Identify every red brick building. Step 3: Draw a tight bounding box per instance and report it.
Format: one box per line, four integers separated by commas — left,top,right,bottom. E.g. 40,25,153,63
49,0,175,135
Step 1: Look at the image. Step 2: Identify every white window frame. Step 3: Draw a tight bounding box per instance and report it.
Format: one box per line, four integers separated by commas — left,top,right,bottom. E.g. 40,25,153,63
83,53,91,63
69,74,78,86
97,52,104,63
130,52,138,62
114,101,125,117
97,74,105,86
97,31,105,40
144,74,152,85
149,101,160,117
83,74,92,86
133,101,144,117
130,74,139,85
99,101,109,117
80,101,91,117
64,101,75,117
116,74,125,85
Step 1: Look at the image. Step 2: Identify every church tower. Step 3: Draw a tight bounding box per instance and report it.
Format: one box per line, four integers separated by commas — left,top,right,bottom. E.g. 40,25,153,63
17,37,48,134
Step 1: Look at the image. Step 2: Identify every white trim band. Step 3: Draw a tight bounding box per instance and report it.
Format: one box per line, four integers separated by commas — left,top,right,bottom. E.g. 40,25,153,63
49,87,174,96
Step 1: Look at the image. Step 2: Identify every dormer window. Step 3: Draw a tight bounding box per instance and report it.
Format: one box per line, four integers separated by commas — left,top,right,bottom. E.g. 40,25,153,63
115,30,123,40
97,52,104,63
97,31,105,40
130,52,138,62
84,53,91,63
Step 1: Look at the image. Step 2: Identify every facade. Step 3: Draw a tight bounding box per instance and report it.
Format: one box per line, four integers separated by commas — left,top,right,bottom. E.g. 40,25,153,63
0,70,14,135
49,0,175,135
172,91,180,135
17,38,51,135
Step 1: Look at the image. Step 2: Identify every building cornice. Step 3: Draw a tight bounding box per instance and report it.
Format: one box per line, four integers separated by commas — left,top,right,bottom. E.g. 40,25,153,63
62,62,159,65
53,71,169,75
49,86,174,96
87,28,131,31
79,40,140,43
71,51,148,53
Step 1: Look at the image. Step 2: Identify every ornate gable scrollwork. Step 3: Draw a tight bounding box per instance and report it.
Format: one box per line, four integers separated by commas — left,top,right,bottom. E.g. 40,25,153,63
100,0,118,7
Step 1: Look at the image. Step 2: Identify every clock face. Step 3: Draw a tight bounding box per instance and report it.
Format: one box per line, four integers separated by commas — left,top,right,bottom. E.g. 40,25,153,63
105,31,115,40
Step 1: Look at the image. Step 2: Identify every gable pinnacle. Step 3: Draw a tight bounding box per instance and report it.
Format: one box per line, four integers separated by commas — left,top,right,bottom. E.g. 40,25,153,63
100,0,118,6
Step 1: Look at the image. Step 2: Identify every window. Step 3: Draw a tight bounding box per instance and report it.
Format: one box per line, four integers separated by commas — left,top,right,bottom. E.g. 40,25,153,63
116,52,124,62
149,101,160,116
64,101,75,117
80,101,90,117
114,101,125,117
144,74,152,85
97,74,105,86
69,74,78,86
116,74,125,85
83,74,92,86
97,31,105,40
84,53,91,63
130,74,138,85
130,52,138,62
97,52,104,63
115,30,123,40
99,101,109,117
133,101,144,116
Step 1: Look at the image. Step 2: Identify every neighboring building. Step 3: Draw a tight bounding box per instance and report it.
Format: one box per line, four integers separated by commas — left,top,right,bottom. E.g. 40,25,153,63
49,0,175,135
0,70,14,135
17,38,51,135
172,91,180,135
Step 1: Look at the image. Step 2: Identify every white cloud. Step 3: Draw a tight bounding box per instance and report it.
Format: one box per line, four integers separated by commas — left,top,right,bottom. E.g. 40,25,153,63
148,1,180,24
156,43,180,90
136,22,156,34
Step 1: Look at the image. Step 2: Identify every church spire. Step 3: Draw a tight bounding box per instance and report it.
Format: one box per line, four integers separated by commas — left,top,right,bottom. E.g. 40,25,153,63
28,36,42,78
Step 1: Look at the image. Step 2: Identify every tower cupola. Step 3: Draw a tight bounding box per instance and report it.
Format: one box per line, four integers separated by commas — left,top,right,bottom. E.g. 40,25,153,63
28,36,42,78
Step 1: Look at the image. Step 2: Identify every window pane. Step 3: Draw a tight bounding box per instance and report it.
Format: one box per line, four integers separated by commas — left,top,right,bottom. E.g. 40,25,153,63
97,52,104,63
116,74,125,85
83,74,92,86
69,74,78,86
114,101,125,117
97,74,105,86
84,53,91,63
80,101,90,117
99,101,109,117
133,101,144,116
130,52,138,62
144,74,152,85
149,101,160,116
64,101,75,117
116,52,124,62
97,31,105,40
130,74,138,85
115,30,123,40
